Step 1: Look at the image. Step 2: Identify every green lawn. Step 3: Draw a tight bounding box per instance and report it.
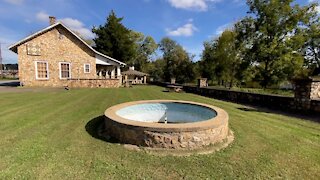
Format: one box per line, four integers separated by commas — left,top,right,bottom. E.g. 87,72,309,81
0,86,319,179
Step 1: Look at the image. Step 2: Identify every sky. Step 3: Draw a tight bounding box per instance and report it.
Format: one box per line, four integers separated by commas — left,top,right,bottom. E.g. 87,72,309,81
0,0,318,64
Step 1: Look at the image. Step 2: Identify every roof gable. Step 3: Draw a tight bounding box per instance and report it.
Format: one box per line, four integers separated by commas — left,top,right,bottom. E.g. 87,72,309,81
8,22,126,66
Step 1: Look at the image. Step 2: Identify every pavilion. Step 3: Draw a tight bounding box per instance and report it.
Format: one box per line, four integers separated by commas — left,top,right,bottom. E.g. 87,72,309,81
122,66,148,86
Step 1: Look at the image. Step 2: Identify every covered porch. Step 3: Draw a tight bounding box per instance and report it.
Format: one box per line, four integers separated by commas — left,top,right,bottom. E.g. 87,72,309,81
95,54,125,80
66,53,126,88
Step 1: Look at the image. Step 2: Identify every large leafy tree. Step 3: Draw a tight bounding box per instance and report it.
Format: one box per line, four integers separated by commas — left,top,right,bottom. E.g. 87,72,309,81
200,29,249,87
200,40,218,82
159,37,195,83
92,10,135,63
242,0,313,87
147,58,166,81
129,31,158,72
303,3,320,75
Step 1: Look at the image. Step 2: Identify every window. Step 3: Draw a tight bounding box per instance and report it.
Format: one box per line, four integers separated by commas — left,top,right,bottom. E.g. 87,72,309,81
84,64,90,73
35,61,49,80
59,62,71,79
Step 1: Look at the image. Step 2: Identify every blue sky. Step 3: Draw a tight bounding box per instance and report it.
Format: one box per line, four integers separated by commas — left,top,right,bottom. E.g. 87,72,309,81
0,0,318,63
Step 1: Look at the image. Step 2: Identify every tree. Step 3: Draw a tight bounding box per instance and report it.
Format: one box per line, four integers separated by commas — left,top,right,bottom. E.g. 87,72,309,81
200,40,218,82
303,3,320,75
243,0,313,87
200,29,249,87
92,10,135,63
129,31,158,72
147,58,165,81
159,37,195,83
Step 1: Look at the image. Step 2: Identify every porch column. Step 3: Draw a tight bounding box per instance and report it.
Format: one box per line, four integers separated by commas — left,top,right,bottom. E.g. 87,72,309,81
117,66,121,79
111,67,115,79
125,75,128,87
99,70,102,78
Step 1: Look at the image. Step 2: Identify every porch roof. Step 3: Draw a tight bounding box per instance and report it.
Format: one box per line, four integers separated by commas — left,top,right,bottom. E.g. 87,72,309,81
96,59,111,66
121,69,148,76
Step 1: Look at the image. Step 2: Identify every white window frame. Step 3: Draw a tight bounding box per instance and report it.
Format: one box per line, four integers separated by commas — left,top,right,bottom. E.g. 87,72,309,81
59,62,71,79
35,61,49,80
84,63,91,73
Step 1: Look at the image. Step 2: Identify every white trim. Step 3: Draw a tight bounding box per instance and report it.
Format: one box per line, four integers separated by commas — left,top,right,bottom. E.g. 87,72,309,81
96,56,111,65
59,62,71,79
84,63,90,73
8,22,126,66
35,61,49,80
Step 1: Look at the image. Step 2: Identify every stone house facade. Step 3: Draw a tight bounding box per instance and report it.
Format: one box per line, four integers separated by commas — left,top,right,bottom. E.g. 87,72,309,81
9,17,126,88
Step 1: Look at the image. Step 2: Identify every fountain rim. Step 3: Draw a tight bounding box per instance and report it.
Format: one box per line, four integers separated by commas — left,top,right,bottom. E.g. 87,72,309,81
104,100,228,132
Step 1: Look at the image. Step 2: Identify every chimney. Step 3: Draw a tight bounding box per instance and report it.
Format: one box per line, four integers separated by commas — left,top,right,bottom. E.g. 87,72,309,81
49,16,56,25
129,66,135,70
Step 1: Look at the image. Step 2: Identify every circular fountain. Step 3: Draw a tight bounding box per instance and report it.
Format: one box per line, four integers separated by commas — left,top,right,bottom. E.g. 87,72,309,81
104,100,231,150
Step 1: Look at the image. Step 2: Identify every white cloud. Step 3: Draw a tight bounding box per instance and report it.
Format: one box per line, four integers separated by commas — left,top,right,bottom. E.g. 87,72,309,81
167,0,222,11
59,18,95,39
36,11,49,22
166,22,197,37
4,0,24,5
35,11,95,39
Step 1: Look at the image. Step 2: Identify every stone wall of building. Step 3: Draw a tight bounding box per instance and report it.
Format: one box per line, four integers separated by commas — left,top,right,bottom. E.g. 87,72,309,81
67,79,121,88
17,25,97,87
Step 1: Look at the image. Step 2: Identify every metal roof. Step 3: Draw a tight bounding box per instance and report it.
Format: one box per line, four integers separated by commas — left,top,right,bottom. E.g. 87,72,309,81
121,69,148,76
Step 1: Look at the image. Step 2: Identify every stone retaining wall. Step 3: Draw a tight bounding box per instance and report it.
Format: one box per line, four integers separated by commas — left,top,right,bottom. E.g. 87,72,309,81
311,100,320,112
152,81,320,115
67,78,121,88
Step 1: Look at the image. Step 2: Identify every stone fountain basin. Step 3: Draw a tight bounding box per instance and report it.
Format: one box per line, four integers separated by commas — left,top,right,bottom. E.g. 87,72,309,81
104,100,229,149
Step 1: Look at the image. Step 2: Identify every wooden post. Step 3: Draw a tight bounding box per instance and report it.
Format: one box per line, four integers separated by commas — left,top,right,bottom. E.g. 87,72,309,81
125,75,129,87
144,75,147,84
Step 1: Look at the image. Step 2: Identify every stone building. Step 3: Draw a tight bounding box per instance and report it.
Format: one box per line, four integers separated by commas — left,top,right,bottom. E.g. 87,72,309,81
9,16,126,88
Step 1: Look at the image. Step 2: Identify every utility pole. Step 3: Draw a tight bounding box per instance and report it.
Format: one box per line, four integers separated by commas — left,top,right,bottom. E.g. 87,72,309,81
0,42,3,71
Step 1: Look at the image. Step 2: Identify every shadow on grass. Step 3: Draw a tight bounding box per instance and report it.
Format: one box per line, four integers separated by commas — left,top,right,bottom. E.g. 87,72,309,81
237,107,266,113
238,106,320,123
85,115,119,143
0,80,20,87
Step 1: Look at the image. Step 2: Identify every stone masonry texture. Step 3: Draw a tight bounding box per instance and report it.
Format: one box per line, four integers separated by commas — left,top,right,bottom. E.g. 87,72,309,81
17,25,119,88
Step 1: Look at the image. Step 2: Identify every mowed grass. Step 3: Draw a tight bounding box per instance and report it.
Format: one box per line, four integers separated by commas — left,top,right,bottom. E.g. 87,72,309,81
0,85,319,179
